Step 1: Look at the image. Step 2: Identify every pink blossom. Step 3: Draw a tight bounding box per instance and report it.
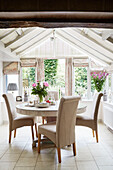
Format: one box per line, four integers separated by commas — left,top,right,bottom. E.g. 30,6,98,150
99,75,102,79
37,80,39,82
93,72,96,75
43,82,49,87
103,72,105,76
93,75,97,78
107,73,109,76
32,83,36,87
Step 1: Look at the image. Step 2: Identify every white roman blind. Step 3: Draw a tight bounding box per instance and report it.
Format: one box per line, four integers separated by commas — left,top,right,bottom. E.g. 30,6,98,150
73,58,89,67
3,62,19,75
20,58,37,67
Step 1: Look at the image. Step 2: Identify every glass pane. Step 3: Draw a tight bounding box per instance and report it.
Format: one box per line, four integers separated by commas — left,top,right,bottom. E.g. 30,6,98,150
74,67,87,98
22,67,35,96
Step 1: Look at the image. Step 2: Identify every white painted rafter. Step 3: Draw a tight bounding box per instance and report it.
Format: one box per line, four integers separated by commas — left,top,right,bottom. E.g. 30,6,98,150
56,30,109,66
67,28,113,61
17,30,53,56
76,28,113,53
11,29,45,53
5,28,40,48
0,41,18,59
0,28,17,40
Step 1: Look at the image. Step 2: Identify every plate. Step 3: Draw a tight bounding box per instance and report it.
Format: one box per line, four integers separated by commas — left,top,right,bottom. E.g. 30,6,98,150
36,103,49,108
25,104,35,107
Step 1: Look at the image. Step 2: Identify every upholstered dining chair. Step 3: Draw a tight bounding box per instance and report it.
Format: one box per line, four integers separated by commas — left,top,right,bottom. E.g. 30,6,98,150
76,92,103,143
3,93,38,143
43,90,59,124
38,96,80,163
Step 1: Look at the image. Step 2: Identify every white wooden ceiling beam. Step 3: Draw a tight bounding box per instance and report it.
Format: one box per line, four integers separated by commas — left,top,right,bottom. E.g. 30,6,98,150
21,54,87,59
11,29,45,53
5,28,39,48
76,28,113,53
0,41,18,59
56,30,109,66
67,28,113,61
0,28,17,40
17,30,52,56
102,29,113,40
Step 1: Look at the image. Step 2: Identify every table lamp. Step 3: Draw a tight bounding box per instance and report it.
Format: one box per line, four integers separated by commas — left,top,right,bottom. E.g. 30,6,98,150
7,83,18,93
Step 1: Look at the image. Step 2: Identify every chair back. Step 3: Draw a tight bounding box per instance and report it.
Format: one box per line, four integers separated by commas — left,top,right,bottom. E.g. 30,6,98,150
45,90,59,101
91,93,103,120
2,94,17,124
56,96,80,148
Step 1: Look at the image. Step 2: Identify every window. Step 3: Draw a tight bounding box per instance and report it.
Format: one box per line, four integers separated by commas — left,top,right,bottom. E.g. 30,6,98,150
22,67,35,96
74,67,87,98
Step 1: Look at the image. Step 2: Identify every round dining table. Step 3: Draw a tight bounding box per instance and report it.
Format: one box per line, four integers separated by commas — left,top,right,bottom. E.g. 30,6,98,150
16,101,87,117
16,101,87,147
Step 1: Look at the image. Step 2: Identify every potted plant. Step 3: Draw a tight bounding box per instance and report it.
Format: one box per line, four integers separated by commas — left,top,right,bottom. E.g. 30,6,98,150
31,80,49,103
91,71,109,92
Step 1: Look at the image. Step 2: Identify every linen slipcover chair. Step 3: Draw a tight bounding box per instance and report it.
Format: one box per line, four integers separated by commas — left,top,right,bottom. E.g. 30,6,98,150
3,93,38,143
76,93,103,143
43,90,59,124
38,96,80,163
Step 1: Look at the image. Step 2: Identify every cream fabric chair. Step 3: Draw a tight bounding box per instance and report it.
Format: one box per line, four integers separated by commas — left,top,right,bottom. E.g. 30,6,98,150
43,90,59,123
3,93,38,143
38,96,80,163
76,93,103,143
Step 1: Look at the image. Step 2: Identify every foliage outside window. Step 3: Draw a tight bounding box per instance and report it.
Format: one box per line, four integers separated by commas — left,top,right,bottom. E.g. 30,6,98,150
22,67,35,88
44,59,58,86
74,67,87,97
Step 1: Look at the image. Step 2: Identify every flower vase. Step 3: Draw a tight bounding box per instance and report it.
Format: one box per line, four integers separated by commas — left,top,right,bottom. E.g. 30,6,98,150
38,95,43,103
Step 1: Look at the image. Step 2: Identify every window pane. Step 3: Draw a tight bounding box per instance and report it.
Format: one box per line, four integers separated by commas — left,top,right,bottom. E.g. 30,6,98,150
22,67,35,96
74,67,87,98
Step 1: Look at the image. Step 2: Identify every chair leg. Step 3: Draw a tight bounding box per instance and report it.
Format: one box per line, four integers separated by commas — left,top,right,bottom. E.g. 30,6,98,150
95,131,98,143
9,131,12,143
38,133,41,153
42,117,45,124
31,125,34,141
35,123,38,138
14,129,16,138
57,148,61,163
92,130,95,137
73,142,76,156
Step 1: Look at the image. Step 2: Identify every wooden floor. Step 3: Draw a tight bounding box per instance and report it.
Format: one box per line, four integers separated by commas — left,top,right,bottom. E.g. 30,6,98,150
0,123,113,170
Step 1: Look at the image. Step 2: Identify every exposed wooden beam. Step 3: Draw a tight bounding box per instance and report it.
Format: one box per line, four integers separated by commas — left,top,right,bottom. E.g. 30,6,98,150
0,12,113,29
56,30,109,66
5,28,38,48
17,30,52,56
11,29,45,53
66,28,113,61
0,28,17,40
77,28,113,53
0,41,18,59
102,29,113,40
21,54,88,59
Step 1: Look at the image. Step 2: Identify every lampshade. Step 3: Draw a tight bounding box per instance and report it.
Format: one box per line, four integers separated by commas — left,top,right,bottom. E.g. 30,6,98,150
7,83,18,91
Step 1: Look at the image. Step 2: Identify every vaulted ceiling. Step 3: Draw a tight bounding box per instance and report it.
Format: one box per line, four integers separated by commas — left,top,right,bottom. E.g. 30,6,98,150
0,27,113,67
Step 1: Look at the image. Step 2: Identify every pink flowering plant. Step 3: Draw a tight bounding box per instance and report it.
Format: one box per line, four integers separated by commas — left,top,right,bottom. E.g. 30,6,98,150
31,80,49,103
91,72,109,92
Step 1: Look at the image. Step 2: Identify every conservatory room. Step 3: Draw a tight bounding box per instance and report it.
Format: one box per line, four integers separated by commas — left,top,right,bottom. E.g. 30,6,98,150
0,26,113,170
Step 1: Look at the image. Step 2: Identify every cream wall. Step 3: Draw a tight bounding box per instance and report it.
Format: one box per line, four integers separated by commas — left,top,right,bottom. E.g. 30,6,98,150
0,61,3,125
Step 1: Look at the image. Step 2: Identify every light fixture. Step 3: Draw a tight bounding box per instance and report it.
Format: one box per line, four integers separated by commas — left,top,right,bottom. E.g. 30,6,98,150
7,83,18,93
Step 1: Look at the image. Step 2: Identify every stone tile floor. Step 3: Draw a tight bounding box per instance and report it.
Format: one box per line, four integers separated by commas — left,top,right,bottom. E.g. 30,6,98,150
0,123,113,170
